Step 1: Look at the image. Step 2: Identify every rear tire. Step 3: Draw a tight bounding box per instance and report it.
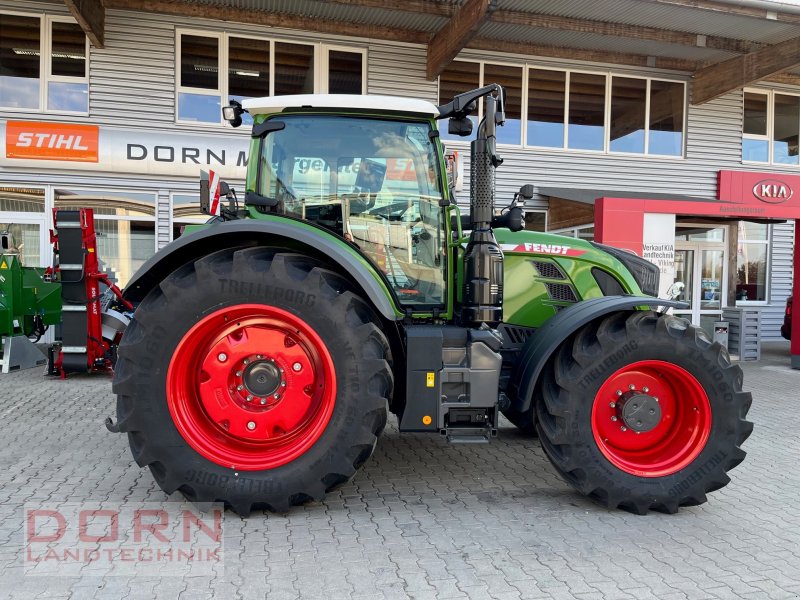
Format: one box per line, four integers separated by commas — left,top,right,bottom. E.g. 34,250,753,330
113,248,392,515
536,311,752,514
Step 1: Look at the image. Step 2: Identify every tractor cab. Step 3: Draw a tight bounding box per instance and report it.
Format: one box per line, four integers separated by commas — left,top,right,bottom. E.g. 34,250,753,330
244,107,448,307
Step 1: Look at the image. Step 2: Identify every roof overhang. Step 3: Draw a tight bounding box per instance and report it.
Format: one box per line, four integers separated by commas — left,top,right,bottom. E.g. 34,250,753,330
95,0,800,99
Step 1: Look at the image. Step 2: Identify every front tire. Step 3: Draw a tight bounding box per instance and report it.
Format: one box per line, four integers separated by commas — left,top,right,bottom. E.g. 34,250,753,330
112,248,393,515
536,311,752,514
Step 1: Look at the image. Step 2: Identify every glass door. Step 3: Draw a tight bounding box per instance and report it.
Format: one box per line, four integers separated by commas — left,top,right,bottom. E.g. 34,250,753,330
699,249,725,335
673,226,727,336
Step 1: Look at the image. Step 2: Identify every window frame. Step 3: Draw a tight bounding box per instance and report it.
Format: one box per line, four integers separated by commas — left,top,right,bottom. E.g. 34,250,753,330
175,29,366,126
735,222,771,305
438,59,686,157
740,87,800,167
0,11,89,114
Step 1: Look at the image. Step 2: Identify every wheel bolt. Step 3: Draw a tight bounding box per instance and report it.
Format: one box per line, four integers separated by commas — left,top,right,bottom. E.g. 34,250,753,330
643,386,649,393
620,426,627,432
243,359,250,365
273,393,280,399
237,385,244,391
628,384,635,390
257,355,263,359
654,397,659,402
281,381,287,387
236,371,242,377
293,362,302,372
246,421,256,430
611,416,618,422
218,353,228,362
609,402,616,408
260,398,266,405
247,395,253,402
616,390,622,396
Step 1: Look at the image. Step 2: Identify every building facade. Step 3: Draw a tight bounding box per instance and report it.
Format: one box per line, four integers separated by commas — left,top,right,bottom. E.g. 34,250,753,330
0,0,796,339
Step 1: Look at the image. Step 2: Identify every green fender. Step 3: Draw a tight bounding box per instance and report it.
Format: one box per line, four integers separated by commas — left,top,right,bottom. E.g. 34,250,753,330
506,296,688,414
123,218,403,321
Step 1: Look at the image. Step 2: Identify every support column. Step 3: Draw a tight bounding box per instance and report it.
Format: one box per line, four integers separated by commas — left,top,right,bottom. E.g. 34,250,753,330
792,219,799,369
594,197,645,255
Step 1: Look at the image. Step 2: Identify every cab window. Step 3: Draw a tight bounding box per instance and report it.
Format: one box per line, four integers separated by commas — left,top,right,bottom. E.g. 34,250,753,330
256,115,446,307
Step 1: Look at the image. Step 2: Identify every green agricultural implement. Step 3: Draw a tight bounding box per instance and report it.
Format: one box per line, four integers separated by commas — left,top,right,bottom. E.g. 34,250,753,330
0,234,60,373
108,85,752,515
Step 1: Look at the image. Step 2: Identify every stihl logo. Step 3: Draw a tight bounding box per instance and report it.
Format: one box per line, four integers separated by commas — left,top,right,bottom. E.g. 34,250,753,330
6,121,99,162
752,179,793,204
16,132,91,151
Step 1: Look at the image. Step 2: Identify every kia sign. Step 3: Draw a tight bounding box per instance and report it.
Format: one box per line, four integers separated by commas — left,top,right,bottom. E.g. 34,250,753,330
752,179,793,203
1,120,248,179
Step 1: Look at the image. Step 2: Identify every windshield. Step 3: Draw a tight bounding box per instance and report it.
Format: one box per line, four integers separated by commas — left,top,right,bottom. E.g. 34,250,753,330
256,115,447,307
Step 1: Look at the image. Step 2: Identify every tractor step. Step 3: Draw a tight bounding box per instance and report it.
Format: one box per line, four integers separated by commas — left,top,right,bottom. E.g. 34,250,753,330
443,426,495,444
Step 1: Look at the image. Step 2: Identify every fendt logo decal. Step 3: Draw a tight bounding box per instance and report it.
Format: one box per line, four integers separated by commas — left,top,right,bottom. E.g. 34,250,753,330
501,243,586,257
752,179,793,204
6,121,99,162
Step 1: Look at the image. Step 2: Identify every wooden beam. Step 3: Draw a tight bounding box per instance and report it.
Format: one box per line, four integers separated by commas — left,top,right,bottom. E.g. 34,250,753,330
490,11,760,54
467,37,698,72
104,0,430,44
64,0,105,48
427,0,493,80
692,36,800,104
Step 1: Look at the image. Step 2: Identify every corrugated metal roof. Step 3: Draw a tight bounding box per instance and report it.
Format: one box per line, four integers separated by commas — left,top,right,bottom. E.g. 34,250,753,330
479,22,738,62
496,0,800,43
139,0,800,71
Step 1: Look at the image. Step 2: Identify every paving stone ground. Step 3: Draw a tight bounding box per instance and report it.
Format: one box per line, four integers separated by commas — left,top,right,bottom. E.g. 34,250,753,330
0,341,798,599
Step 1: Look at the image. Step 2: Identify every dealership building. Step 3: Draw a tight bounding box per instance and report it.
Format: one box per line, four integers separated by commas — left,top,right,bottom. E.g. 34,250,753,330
0,0,798,355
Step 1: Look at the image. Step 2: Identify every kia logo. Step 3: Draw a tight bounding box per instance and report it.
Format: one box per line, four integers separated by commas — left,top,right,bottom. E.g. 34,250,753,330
752,179,793,203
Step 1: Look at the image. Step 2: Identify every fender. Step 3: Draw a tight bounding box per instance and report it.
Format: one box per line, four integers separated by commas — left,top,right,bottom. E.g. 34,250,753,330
123,218,403,321
507,296,688,414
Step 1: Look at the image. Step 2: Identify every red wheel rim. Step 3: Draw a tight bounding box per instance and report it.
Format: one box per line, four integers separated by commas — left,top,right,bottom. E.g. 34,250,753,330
166,304,336,470
591,360,712,477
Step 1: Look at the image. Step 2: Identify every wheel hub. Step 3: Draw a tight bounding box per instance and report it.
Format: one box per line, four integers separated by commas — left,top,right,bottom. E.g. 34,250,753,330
243,360,282,398
166,304,337,471
617,391,661,433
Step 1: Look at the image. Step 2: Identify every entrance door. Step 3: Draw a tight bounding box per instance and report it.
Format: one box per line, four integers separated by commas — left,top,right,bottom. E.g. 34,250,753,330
673,226,727,336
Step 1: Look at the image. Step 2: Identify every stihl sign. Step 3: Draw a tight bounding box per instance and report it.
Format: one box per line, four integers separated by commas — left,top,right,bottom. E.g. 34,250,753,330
6,121,99,162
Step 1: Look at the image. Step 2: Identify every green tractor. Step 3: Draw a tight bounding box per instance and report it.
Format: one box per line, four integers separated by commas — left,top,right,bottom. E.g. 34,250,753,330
109,85,752,515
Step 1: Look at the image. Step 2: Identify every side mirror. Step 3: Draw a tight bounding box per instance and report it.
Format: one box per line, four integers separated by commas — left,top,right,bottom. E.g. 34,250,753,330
518,184,534,200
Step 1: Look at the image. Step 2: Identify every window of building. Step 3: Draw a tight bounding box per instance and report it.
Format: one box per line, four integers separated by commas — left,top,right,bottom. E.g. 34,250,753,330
438,61,481,142
740,89,800,166
171,193,213,241
523,211,547,232
742,91,769,162
0,186,47,267
54,189,156,287
527,69,565,148
735,221,769,303
442,62,685,155
550,224,595,241
483,63,523,145
0,13,88,113
177,31,365,124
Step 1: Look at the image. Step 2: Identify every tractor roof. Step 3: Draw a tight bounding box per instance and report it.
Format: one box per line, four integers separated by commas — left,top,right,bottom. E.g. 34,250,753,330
242,94,440,118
